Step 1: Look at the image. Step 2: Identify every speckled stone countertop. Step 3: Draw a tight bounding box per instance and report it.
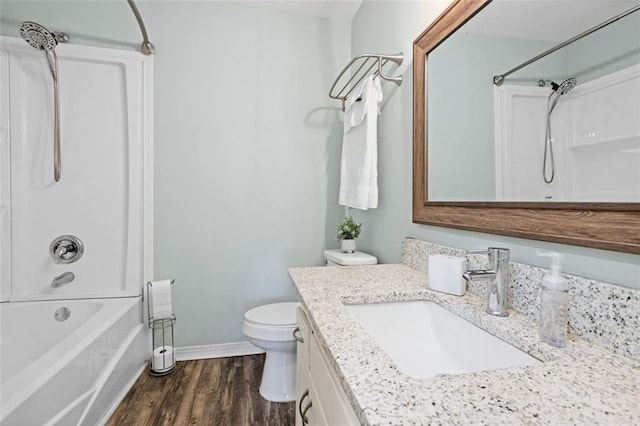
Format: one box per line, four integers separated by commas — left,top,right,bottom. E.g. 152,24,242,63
289,264,640,425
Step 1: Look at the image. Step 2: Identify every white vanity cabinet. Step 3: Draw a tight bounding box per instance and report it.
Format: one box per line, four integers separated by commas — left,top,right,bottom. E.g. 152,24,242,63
295,307,359,426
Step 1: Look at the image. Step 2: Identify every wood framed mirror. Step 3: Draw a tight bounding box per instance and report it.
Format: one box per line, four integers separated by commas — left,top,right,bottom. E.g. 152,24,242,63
413,0,640,254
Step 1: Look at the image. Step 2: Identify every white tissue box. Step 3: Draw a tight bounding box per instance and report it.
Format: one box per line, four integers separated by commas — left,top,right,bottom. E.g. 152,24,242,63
428,254,466,296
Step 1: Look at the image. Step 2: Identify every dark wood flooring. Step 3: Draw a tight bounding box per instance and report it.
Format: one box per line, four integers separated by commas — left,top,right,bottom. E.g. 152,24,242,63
107,354,295,426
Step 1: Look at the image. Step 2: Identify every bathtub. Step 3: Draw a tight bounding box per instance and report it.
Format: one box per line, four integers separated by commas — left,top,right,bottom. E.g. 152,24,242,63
0,297,146,425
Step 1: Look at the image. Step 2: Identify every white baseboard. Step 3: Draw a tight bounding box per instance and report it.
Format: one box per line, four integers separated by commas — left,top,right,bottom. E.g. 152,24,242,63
175,341,265,361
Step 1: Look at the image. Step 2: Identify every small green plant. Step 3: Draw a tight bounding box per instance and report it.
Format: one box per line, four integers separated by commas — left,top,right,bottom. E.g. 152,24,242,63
337,217,362,240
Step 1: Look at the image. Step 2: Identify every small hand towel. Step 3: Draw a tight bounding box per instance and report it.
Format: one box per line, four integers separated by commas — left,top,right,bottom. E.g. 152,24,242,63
150,279,173,320
339,75,383,210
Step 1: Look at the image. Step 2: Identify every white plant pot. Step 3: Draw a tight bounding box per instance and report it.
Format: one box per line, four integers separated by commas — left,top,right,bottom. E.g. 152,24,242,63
341,239,356,253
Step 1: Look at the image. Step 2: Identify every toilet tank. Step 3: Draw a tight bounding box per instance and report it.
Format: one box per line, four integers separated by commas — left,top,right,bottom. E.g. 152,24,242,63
324,249,377,266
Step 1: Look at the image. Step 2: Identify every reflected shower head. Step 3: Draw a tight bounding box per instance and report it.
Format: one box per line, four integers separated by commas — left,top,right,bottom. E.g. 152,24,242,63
19,21,57,51
551,78,577,96
548,77,577,115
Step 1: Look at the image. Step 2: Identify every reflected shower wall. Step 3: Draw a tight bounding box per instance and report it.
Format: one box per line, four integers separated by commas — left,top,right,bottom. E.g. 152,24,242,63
495,64,640,202
426,6,640,202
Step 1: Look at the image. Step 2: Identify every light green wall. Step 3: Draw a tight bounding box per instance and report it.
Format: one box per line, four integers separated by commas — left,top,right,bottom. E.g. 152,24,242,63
566,10,640,82
351,0,640,289
428,33,559,200
0,1,349,346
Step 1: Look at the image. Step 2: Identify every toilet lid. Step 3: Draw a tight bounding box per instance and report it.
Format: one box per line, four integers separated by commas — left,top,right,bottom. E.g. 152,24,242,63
324,249,377,266
244,302,298,327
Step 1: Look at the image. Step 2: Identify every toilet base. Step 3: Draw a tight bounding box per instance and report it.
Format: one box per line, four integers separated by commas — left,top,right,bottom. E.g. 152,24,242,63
259,350,296,402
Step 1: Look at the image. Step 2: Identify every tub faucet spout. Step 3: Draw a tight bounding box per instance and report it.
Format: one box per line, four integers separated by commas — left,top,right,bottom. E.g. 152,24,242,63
463,248,510,317
51,271,75,288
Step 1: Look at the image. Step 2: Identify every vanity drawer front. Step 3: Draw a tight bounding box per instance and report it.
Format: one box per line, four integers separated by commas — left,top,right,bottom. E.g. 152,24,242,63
309,334,359,425
308,379,329,426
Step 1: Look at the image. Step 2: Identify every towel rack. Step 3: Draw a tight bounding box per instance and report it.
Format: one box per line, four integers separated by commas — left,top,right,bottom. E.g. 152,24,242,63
329,52,404,111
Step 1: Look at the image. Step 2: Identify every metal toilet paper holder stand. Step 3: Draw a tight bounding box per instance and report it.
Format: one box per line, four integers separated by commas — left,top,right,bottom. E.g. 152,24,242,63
147,279,176,376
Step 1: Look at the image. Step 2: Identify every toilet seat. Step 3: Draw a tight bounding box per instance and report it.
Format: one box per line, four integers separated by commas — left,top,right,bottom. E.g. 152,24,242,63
244,302,298,326
242,302,298,341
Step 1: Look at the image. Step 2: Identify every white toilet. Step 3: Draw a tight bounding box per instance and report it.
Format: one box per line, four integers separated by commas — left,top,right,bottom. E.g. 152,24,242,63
242,302,299,402
242,250,376,402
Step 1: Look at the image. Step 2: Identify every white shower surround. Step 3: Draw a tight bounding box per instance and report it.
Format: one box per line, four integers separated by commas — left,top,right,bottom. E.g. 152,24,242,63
494,63,640,202
0,36,153,424
0,37,153,302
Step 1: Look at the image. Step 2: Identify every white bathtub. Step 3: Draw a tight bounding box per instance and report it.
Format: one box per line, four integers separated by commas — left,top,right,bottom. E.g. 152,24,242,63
0,297,146,425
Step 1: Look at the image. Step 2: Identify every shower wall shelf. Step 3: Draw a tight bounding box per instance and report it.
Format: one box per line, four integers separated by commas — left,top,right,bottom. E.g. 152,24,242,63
329,52,404,111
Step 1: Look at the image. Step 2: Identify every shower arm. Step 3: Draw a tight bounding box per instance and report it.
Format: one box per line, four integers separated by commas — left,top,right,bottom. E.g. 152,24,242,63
493,3,640,85
126,0,154,55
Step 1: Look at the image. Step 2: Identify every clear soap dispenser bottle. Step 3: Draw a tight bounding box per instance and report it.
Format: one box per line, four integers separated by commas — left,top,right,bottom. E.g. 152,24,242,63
538,252,568,347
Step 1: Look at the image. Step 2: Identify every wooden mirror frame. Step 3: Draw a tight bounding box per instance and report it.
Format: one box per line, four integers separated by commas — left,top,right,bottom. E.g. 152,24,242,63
413,0,640,255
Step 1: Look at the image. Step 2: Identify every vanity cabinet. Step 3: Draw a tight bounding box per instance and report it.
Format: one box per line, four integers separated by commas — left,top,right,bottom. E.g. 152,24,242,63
295,307,359,426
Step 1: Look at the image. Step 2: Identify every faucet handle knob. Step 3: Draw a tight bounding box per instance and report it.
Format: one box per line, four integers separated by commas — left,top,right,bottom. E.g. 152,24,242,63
50,235,84,264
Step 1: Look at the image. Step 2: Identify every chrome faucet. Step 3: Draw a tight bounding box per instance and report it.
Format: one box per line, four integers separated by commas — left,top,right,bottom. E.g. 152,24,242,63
54,245,69,262
50,235,84,264
463,247,510,317
51,271,75,288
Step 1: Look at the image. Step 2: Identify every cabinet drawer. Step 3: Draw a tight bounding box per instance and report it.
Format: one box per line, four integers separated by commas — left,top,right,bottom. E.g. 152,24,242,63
309,334,359,425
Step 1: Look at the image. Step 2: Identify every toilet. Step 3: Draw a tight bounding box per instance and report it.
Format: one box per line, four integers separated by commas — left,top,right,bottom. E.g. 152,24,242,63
242,250,376,402
242,302,299,402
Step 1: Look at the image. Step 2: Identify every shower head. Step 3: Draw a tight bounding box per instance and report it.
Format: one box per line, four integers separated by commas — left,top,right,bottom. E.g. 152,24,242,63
19,21,64,182
551,78,577,96
19,21,58,51
548,77,577,115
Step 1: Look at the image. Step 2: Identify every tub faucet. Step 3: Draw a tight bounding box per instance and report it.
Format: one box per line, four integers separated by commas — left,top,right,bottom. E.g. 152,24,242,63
463,247,510,317
51,271,75,288
50,235,84,264
53,245,68,263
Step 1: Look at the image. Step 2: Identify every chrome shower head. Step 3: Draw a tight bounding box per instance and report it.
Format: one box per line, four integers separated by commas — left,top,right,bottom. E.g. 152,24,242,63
19,21,58,51
551,78,577,96
548,77,577,115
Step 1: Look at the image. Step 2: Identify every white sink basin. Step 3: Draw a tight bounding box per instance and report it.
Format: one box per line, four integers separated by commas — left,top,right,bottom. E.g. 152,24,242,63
345,300,540,379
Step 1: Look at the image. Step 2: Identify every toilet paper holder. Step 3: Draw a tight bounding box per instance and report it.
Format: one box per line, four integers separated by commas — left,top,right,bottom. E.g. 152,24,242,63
147,279,177,376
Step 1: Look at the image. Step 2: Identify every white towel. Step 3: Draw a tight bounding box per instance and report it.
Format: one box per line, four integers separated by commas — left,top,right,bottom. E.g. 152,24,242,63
150,279,173,320
339,75,383,210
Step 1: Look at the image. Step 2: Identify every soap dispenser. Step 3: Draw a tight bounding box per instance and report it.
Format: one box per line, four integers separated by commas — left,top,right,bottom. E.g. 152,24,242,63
538,252,568,347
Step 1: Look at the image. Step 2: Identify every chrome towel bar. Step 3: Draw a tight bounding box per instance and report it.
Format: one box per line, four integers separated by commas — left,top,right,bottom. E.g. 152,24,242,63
329,52,403,111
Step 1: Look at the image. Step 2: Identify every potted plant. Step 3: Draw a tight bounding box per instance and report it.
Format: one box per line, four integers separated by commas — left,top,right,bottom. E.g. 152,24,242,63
337,217,362,253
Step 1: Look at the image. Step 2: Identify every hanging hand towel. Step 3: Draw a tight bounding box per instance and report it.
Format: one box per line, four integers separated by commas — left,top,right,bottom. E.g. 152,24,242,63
150,279,173,320
339,75,383,210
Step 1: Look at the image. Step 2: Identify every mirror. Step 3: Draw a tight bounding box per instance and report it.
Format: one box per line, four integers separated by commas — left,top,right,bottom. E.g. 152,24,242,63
427,0,640,202
413,0,640,254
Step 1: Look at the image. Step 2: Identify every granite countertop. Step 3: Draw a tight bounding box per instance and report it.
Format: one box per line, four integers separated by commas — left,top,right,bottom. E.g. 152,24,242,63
289,264,640,425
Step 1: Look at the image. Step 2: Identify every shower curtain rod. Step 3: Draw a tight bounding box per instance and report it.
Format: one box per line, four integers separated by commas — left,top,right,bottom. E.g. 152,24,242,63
127,0,154,55
493,3,640,85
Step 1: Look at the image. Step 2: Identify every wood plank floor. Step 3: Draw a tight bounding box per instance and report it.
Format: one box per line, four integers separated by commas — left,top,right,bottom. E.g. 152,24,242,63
107,354,295,426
